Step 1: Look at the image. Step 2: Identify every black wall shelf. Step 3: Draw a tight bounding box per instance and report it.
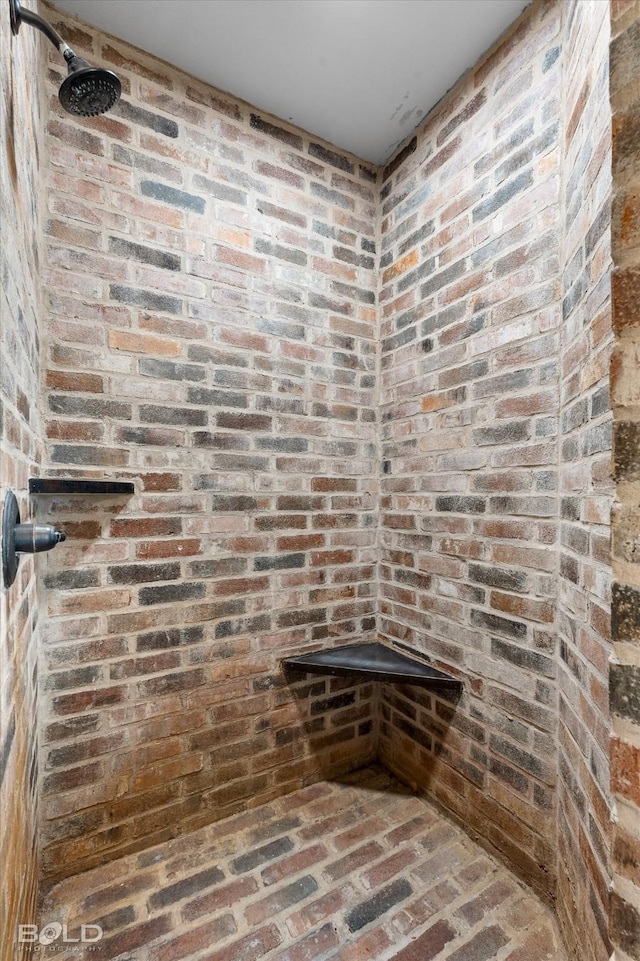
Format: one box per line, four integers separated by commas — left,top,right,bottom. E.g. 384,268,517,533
283,642,462,691
29,479,135,495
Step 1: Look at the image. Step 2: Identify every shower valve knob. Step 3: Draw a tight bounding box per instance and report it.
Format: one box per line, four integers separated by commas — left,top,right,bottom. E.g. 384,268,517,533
2,490,66,588
13,523,66,553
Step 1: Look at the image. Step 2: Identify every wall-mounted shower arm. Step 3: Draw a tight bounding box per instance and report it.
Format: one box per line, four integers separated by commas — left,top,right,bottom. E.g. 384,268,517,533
10,0,72,56
9,0,121,116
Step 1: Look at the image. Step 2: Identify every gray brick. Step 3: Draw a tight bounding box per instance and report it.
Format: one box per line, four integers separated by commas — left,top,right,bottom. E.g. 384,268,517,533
472,169,534,221
230,838,294,874
109,285,182,314
345,878,413,932
109,237,181,270
193,174,247,205
115,101,178,137
140,180,205,214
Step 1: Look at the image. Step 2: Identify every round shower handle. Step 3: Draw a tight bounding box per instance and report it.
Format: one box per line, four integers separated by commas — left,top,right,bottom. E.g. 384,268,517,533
2,490,66,588
13,522,66,553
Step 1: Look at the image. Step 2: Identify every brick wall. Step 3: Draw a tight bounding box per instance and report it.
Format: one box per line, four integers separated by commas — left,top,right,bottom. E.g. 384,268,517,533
557,3,613,960
609,1,640,958
25,6,622,954
37,12,379,883
377,0,565,900
0,4,47,957
374,5,616,955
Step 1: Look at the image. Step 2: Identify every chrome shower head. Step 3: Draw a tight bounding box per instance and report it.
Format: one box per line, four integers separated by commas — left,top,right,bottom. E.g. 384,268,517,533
9,0,121,117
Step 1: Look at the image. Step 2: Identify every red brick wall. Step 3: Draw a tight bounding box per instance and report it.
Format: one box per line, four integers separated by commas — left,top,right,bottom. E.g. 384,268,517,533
38,15,379,882
609,1,640,957
30,10,621,956
377,0,565,898
0,5,47,957
557,3,613,959
377,13,615,952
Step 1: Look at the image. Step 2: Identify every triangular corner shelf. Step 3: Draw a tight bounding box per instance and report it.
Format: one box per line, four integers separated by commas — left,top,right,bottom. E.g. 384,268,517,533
283,641,462,691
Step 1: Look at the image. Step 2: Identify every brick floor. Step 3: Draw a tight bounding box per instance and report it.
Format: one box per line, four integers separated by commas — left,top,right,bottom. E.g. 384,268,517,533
36,767,566,961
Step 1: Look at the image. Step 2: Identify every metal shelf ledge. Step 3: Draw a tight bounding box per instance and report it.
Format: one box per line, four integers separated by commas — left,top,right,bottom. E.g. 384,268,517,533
283,641,462,691
29,478,135,495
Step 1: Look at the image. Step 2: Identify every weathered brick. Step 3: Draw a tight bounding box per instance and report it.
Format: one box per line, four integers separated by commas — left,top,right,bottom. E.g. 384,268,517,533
324,841,384,883
138,670,205,696
612,583,640,643
345,878,413,931
149,866,224,909
614,422,640,481
152,917,237,961
109,284,182,313
472,170,534,221
612,893,640,958
245,875,318,925
113,99,177,135
448,925,510,961
611,665,640,724
274,923,339,961
96,917,174,960
469,564,527,591
249,113,303,148
231,837,295,874
309,142,354,173
181,877,258,922
109,562,180,585
193,173,247,205
384,137,418,182
254,238,307,266
392,920,457,961
109,237,181,270
435,496,486,514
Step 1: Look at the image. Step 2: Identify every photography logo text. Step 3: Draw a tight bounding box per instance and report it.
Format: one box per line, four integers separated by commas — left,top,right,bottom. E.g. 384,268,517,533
18,922,104,946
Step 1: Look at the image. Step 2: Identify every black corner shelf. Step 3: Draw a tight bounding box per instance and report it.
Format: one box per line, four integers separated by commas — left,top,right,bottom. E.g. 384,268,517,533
29,479,135,495
283,642,462,691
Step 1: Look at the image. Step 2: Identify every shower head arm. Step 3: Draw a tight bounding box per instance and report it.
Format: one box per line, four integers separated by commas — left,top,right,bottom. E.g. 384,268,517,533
9,0,121,117
10,0,73,58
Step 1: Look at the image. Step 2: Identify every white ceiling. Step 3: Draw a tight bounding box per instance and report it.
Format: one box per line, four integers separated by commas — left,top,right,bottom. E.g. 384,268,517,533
49,0,531,165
